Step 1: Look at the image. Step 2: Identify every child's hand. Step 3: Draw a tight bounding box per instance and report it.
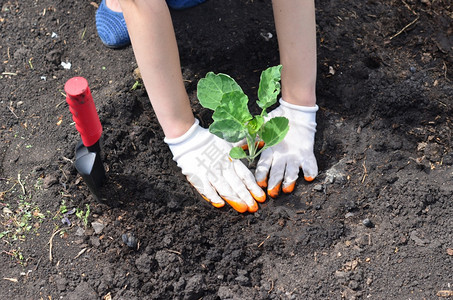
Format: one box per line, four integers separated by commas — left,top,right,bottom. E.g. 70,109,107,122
255,99,318,197
165,119,266,213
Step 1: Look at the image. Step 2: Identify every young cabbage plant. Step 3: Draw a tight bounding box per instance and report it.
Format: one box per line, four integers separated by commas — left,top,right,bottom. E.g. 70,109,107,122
197,65,289,165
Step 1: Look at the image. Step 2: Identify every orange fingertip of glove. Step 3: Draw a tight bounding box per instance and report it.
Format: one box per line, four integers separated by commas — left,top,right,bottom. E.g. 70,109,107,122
257,178,268,188
201,195,225,208
247,201,259,213
211,201,225,208
304,176,315,182
282,181,296,194
251,191,267,203
224,198,248,213
267,182,281,198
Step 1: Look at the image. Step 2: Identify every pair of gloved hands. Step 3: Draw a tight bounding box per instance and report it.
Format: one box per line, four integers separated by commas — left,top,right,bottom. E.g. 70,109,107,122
164,99,319,213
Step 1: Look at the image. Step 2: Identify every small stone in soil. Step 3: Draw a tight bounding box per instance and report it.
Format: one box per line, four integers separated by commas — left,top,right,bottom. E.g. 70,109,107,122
345,212,355,218
362,218,373,228
122,233,138,248
75,226,85,236
91,221,105,234
90,236,100,247
313,184,323,191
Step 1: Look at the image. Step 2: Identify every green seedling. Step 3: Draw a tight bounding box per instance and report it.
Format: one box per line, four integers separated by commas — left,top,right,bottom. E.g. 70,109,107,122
197,65,289,165
59,200,68,215
130,80,143,91
1,200,45,241
75,204,90,228
3,248,24,264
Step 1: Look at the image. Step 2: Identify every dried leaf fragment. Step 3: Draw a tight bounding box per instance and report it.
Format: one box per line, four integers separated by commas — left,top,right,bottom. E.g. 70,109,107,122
103,292,112,300
344,259,359,271
437,290,453,297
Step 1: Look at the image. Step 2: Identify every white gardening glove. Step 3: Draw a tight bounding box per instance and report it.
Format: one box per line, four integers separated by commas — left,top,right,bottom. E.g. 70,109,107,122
164,119,266,213
256,98,318,198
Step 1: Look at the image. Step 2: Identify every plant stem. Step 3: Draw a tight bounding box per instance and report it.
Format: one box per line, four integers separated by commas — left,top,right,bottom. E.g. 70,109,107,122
252,146,266,160
245,133,256,165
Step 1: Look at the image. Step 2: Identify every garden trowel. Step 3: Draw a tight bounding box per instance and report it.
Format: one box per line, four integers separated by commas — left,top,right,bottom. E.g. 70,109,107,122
65,77,106,201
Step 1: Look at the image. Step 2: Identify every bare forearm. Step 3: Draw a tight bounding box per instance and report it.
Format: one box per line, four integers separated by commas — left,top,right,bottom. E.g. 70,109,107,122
119,0,194,138
272,0,317,107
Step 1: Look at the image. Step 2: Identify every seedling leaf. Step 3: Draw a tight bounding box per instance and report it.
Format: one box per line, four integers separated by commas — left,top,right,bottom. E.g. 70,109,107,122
247,115,264,135
197,72,243,110
197,65,288,165
212,91,252,124
257,65,282,111
229,146,247,159
260,117,289,148
210,119,247,143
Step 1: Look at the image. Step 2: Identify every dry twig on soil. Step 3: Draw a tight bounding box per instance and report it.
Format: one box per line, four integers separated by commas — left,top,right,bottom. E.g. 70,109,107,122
361,162,368,183
74,248,87,259
48,227,67,262
268,280,274,294
166,249,182,255
390,0,419,40
7,106,18,119
17,173,26,195
389,16,419,40
258,235,270,248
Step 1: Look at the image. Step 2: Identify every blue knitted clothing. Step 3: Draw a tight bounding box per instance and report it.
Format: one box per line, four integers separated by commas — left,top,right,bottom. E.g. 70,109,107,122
95,0,130,48
95,0,207,48
167,0,207,10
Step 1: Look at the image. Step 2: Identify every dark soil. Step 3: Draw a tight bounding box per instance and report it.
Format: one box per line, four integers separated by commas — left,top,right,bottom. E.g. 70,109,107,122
1,0,452,299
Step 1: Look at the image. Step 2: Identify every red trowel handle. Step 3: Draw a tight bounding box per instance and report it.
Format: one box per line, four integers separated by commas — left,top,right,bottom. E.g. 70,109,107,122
64,77,102,148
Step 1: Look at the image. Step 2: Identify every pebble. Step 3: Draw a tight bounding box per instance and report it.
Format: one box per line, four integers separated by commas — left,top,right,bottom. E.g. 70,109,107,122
89,236,100,247
75,227,85,236
91,221,105,234
313,184,324,191
345,212,355,218
122,233,138,249
362,218,373,228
